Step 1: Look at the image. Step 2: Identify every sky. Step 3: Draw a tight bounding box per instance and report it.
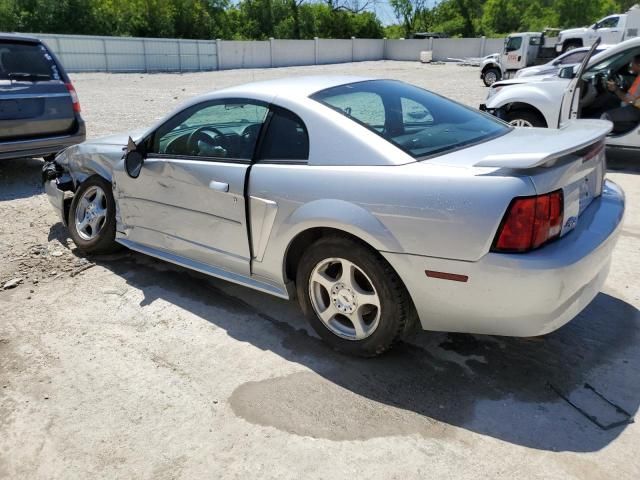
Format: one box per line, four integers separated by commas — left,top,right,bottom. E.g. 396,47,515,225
372,0,398,26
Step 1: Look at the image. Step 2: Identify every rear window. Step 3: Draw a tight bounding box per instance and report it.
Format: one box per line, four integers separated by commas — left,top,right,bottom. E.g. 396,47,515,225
0,41,60,81
311,80,510,159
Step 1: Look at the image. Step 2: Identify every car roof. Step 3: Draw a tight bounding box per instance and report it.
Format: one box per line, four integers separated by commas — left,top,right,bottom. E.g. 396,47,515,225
214,75,374,99
0,32,41,43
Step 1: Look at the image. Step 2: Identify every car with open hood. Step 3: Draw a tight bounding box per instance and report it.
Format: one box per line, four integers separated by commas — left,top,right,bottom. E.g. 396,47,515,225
43,76,624,356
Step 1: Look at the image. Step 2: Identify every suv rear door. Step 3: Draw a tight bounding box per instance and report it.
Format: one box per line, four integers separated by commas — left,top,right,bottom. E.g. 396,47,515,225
0,40,76,141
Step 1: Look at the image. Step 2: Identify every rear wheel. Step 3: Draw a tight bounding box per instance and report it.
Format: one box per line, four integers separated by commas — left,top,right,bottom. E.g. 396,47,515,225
483,68,501,87
68,175,119,254
296,236,415,357
505,109,547,128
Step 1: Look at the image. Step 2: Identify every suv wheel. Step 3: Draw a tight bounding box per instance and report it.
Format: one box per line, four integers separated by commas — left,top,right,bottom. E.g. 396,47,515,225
505,109,546,128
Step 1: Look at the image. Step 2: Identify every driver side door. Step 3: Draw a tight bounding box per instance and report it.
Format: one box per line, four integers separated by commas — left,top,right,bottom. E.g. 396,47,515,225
595,16,621,45
115,99,269,277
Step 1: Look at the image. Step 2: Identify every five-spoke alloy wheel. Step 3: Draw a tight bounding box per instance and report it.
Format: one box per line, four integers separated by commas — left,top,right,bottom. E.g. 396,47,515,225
75,185,108,241
297,235,416,357
309,257,381,341
68,175,119,254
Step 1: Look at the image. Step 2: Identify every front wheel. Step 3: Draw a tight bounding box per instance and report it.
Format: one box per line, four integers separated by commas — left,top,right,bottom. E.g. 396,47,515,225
296,236,415,357
504,109,547,128
562,41,582,53
483,68,501,87
68,175,119,254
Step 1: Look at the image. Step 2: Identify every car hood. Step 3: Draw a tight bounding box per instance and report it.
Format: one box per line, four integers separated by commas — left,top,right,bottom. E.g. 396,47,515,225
83,128,147,147
492,75,565,87
560,27,590,37
55,128,147,184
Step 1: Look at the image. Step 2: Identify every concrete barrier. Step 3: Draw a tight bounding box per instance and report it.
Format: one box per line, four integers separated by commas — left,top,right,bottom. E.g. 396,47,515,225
385,39,431,61
219,41,270,69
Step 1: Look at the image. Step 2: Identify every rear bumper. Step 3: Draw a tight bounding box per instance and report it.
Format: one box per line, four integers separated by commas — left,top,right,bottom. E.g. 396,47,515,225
0,120,85,160
383,180,625,337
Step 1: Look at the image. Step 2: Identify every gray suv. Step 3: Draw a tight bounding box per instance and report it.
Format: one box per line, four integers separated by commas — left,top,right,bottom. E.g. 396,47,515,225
0,33,85,161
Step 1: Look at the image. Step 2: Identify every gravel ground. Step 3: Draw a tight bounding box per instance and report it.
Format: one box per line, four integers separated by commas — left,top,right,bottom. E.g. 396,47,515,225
1,61,639,480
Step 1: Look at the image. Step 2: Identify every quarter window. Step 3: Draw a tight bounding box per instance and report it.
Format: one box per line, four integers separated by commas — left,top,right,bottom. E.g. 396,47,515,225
257,108,309,161
151,100,268,160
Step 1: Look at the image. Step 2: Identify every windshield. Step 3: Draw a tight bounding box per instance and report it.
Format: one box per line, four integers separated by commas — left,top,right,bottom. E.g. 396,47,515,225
0,41,60,81
311,80,510,159
582,47,640,81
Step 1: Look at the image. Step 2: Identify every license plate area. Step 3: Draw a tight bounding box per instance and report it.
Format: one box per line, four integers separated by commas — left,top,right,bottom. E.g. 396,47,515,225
578,147,605,216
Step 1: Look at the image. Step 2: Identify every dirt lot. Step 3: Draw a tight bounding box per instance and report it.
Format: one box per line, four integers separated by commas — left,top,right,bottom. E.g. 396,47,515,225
1,61,639,479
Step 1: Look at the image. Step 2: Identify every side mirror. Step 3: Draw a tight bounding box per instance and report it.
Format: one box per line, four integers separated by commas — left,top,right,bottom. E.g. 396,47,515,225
559,66,576,79
124,137,144,178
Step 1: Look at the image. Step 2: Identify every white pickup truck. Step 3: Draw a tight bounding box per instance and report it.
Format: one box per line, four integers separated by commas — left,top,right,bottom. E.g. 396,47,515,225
556,4,640,53
480,38,640,153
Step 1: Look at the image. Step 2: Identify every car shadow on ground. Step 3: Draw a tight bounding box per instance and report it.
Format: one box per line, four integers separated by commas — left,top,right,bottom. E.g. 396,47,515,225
0,157,44,201
55,237,639,453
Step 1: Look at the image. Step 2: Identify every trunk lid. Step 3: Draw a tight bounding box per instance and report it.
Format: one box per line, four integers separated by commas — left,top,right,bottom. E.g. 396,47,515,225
0,40,76,141
431,119,610,238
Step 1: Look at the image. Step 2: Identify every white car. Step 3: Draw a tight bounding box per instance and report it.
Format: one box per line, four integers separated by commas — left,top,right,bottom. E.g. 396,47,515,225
482,38,640,153
514,46,607,79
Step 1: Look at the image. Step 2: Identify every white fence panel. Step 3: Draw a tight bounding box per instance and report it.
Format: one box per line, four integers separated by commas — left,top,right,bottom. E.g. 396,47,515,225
385,39,430,61
272,40,315,67
33,33,507,72
34,33,218,72
317,39,353,64
353,39,384,61
484,38,505,55
220,41,271,69
432,38,484,61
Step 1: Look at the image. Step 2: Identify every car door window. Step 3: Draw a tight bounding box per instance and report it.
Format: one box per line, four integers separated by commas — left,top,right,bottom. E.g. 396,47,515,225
151,100,268,160
559,51,586,65
505,36,522,52
257,107,309,161
596,17,619,29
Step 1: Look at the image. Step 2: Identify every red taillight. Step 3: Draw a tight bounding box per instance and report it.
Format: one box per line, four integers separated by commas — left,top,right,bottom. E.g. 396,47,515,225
65,82,81,113
493,190,564,252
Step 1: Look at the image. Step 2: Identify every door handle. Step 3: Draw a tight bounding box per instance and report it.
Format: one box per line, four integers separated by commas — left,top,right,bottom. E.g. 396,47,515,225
209,180,229,192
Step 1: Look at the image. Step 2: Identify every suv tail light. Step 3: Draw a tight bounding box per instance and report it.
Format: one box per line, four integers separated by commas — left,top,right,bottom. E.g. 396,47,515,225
65,82,81,113
492,190,563,252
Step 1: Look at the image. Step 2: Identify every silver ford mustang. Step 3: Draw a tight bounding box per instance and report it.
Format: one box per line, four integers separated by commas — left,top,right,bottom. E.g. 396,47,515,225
43,76,625,356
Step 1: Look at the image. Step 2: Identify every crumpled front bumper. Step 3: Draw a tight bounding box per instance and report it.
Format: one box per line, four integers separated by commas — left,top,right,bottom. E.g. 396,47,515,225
44,179,68,226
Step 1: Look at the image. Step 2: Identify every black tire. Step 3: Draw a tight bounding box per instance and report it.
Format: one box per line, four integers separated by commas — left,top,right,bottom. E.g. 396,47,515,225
68,175,119,254
504,108,547,128
483,68,501,87
296,235,416,357
562,41,582,53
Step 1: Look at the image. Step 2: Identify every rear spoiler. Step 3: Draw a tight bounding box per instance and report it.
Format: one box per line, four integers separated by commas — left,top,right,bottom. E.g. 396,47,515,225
474,120,612,169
